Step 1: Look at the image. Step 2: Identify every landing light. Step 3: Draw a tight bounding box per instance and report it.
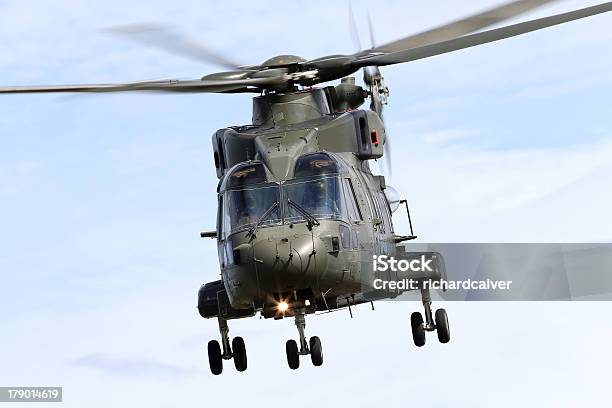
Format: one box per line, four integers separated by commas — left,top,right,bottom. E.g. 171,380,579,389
278,302,289,312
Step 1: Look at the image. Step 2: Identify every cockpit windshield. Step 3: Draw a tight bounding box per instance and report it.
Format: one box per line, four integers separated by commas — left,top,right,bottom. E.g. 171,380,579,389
282,176,343,223
221,154,348,235
227,184,280,233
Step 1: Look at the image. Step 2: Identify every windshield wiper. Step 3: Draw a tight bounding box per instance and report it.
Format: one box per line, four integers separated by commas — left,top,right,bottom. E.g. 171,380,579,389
287,199,320,229
246,202,279,238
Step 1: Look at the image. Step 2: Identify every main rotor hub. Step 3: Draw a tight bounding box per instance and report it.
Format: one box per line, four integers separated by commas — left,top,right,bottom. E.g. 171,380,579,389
261,55,307,67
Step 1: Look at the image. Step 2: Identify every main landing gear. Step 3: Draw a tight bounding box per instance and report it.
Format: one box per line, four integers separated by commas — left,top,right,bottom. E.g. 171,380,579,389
207,317,247,375
411,287,450,347
285,308,323,370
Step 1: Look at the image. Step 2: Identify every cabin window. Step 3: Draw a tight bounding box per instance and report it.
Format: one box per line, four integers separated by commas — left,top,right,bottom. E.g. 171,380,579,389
283,176,344,223
339,224,350,249
294,152,338,178
226,183,280,233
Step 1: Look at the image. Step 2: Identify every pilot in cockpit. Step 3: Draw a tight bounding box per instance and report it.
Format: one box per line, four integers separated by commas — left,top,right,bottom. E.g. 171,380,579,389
304,179,339,217
237,191,258,226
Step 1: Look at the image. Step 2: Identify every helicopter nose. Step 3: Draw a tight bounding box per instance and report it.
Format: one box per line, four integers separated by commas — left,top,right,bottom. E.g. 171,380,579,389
250,232,328,288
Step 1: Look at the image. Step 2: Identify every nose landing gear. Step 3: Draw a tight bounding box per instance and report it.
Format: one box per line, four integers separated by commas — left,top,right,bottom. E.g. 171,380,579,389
207,317,248,375
411,287,450,347
285,308,323,369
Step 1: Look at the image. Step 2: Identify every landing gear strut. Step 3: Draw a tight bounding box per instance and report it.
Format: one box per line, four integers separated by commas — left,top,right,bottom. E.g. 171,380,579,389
285,307,323,369
207,317,248,375
411,287,450,347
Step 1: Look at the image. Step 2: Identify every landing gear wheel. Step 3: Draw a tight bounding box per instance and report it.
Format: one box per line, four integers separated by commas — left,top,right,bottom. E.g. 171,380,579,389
411,311,426,347
309,336,323,367
435,308,450,344
286,339,300,370
208,340,223,375
232,336,247,372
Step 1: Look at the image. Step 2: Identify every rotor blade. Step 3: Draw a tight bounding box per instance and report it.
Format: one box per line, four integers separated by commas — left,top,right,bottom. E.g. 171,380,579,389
361,0,556,54
354,1,612,67
104,23,241,69
349,2,363,52
375,95,392,179
0,77,283,94
380,114,393,179
367,10,376,48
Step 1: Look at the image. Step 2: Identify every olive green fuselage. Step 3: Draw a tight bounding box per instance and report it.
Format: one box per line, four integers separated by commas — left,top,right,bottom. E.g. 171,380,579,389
210,87,397,317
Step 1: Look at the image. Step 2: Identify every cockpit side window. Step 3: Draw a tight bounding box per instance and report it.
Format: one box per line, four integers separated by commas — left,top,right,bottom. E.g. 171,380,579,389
294,153,338,178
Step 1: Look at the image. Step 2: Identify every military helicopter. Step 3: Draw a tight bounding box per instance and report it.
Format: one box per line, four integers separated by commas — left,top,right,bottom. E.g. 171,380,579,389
1,0,611,375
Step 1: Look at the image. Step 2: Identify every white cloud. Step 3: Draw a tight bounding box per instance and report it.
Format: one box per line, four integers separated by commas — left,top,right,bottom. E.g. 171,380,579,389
385,132,612,241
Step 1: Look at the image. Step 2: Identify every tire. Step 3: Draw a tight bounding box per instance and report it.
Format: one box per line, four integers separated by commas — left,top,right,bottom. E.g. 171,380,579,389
286,339,300,370
411,311,426,347
309,336,323,367
435,308,450,344
208,340,223,375
232,336,248,372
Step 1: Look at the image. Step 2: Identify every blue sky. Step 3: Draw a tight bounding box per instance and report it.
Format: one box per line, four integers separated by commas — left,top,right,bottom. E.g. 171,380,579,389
1,1,611,407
